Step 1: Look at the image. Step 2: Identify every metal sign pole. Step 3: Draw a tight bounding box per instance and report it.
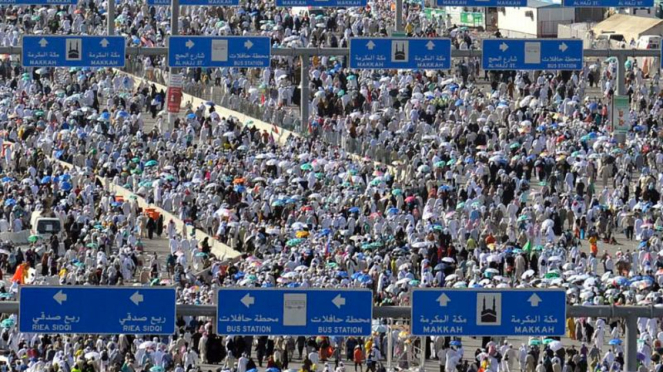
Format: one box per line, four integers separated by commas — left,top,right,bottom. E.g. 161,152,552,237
107,0,115,35
625,316,638,372
386,320,393,371
168,0,180,132
395,0,403,32
300,53,310,136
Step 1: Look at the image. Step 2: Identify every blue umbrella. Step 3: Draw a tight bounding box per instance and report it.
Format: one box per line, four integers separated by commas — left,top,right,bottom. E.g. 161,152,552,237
265,368,279,372
450,340,462,346
287,282,300,288
4,199,15,207
387,207,399,215
186,113,196,119
115,110,130,119
320,228,331,236
358,274,372,283
61,182,72,191
261,282,274,288
233,272,245,280
99,112,111,121
234,185,246,193
40,176,51,183
609,339,622,345
335,271,348,278
454,99,463,106
1,177,12,183
351,272,363,280
61,174,71,182
349,206,360,213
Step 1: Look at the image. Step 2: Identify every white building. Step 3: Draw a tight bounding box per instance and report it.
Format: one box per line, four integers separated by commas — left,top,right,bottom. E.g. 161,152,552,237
497,0,575,38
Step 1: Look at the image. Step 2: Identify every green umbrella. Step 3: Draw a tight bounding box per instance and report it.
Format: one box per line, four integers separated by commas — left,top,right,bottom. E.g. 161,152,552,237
1,318,14,328
392,189,403,196
326,262,338,268
286,238,304,247
28,235,41,243
138,181,153,188
542,338,554,345
314,172,325,179
447,159,456,166
131,157,140,163
86,243,98,248
456,202,465,210
509,143,520,149
195,252,208,257
300,163,313,171
517,215,529,222
434,161,446,168
544,272,560,279
409,279,420,286
539,181,547,186
529,339,542,346
145,160,158,167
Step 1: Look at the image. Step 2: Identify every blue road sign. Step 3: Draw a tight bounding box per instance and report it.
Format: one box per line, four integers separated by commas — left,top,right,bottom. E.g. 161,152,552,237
411,289,566,337
564,0,653,6
147,0,238,5
275,0,365,6
437,0,525,6
19,286,176,335
482,39,583,71
349,38,451,70
22,36,125,68
217,288,373,336
168,36,271,68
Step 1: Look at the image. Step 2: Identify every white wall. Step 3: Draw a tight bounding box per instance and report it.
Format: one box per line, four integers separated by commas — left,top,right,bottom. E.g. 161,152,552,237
538,7,575,36
498,7,539,37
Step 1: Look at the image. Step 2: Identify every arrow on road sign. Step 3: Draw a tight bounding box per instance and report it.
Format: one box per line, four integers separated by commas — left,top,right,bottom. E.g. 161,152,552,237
499,42,508,52
39,38,48,48
241,293,255,308
559,42,568,52
528,293,542,307
53,290,67,305
437,293,451,306
366,41,376,50
244,40,254,49
426,41,435,51
332,294,346,308
100,38,109,48
130,291,144,306
185,40,195,49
